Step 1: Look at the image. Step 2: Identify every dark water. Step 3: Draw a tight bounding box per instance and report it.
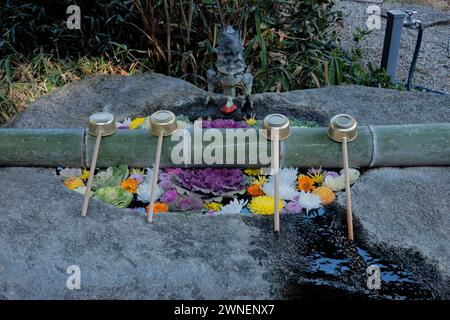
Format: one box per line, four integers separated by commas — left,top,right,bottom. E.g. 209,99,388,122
281,209,435,300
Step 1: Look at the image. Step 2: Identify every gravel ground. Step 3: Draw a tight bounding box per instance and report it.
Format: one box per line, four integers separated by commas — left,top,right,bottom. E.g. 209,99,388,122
335,0,450,93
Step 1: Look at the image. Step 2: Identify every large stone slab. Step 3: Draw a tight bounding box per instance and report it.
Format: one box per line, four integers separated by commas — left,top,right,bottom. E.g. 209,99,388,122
337,167,450,281
0,168,276,299
4,73,450,129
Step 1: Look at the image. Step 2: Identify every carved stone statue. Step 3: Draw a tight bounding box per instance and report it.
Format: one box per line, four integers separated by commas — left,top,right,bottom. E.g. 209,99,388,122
206,1,253,111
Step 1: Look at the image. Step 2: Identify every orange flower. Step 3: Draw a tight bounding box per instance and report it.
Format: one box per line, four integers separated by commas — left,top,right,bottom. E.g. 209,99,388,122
146,202,169,213
120,178,139,193
64,177,85,190
297,176,315,192
313,186,335,206
247,184,264,197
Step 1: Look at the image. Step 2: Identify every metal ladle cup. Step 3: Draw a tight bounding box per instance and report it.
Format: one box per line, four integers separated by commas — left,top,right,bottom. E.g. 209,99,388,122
262,114,290,234
82,112,117,218
328,114,357,241
147,110,178,223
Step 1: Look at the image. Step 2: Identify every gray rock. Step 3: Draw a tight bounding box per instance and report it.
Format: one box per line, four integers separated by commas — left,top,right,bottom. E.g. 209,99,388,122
4,73,449,129
0,168,276,299
337,167,450,282
4,73,205,129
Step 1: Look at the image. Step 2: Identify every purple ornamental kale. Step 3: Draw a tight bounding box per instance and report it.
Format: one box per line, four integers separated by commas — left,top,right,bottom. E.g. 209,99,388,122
171,194,203,211
160,189,179,203
175,168,246,196
202,119,248,129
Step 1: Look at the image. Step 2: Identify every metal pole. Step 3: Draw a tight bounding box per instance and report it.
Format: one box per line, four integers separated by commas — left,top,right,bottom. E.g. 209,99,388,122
381,10,406,80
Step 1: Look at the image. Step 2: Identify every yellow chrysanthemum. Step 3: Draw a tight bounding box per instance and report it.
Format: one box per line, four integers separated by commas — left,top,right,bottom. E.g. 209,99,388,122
244,114,258,126
244,168,261,176
130,168,146,175
64,177,85,190
248,196,284,215
251,175,268,186
308,172,325,185
313,186,336,206
204,202,223,212
120,178,139,193
79,168,90,181
129,117,145,129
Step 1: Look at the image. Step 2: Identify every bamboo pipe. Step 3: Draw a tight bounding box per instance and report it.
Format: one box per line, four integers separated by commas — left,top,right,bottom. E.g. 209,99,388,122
0,124,448,168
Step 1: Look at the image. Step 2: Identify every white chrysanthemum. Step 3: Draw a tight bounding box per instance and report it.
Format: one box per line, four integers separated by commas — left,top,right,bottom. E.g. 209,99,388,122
324,175,345,192
137,180,161,203
298,191,321,213
339,168,360,185
74,186,93,197
220,199,248,214
60,167,82,179
136,169,160,203
261,181,299,200
143,117,151,129
143,168,154,181
267,167,298,187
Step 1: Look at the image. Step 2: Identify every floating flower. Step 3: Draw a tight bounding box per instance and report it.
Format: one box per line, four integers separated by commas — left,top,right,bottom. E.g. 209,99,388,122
264,167,299,191
248,196,284,215
285,201,302,214
129,174,144,184
220,199,248,214
60,168,82,179
146,202,169,213
244,168,261,176
94,186,133,208
160,189,179,203
129,168,145,183
325,171,339,178
92,165,129,190
171,194,203,211
324,175,345,192
129,117,145,129
121,178,139,193
298,191,321,213
244,114,258,126
339,168,360,185
64,177,85,190
137,180,161,203
143,117,151,129
268,167,298,187
307,167,324,175
247,184,264,197
297,176,315,192
73,186,93,197
79,168,90,181
116,118,131,129
175,168,246,198
262,181,299,200
312,186,335,206
251,175,268,186
204,202,223,212
307,167,325,185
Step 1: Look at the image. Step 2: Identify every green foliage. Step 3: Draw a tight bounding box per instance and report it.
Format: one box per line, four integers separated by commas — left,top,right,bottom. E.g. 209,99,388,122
0,0,398,124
